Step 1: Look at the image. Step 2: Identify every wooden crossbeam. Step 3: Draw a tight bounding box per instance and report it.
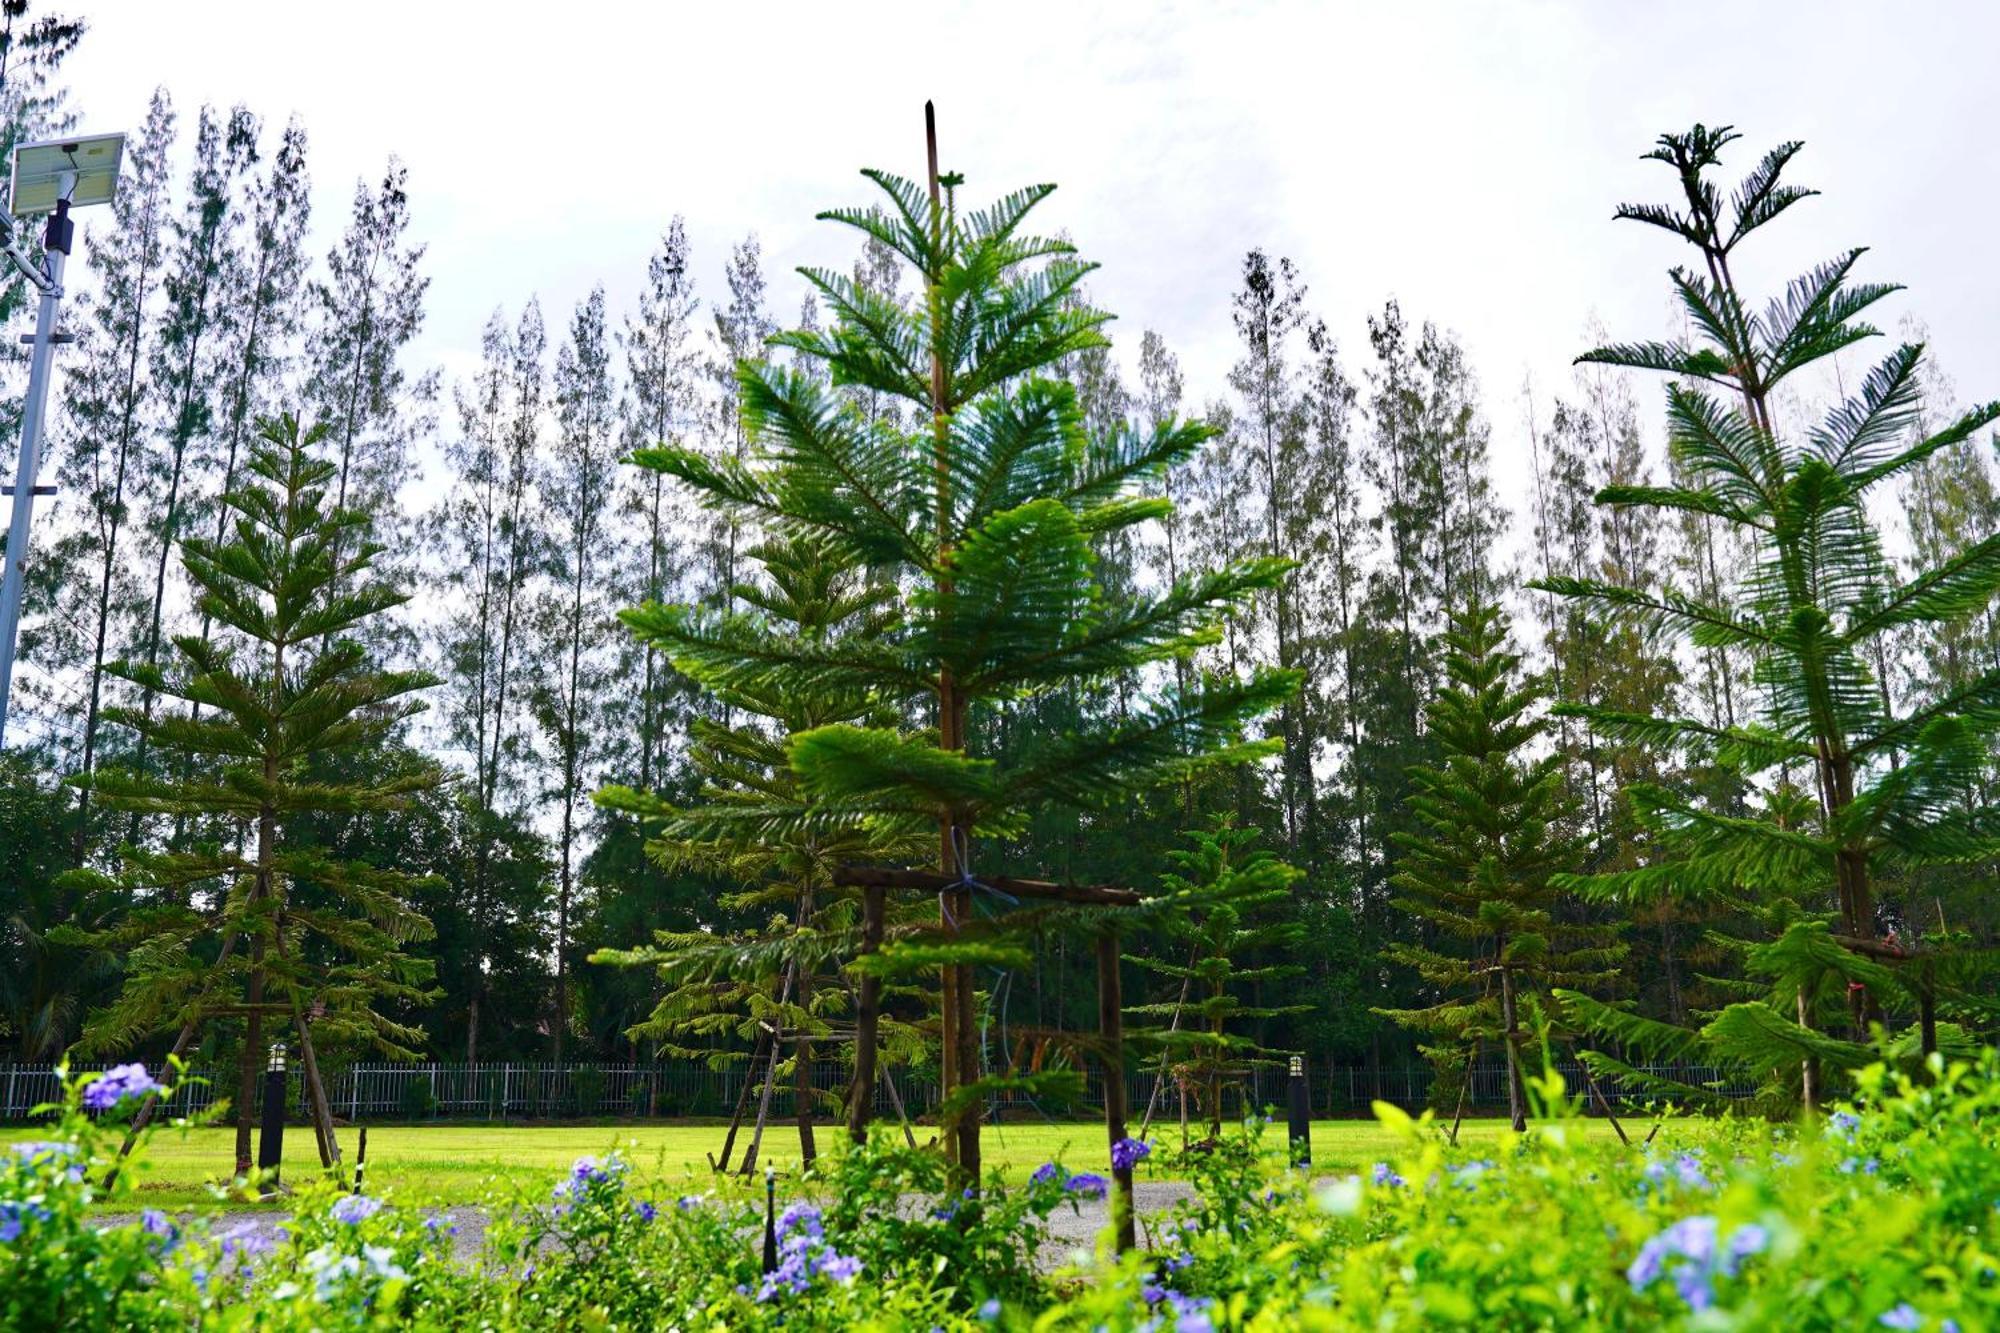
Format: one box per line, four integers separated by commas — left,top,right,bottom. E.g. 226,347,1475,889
833,865,1142,908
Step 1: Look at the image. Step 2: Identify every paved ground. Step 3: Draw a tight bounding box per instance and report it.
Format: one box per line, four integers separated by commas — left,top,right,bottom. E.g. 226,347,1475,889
103,1181,1206,1270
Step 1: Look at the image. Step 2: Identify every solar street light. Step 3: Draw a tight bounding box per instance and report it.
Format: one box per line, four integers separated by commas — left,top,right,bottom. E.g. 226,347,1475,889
0,132,125,748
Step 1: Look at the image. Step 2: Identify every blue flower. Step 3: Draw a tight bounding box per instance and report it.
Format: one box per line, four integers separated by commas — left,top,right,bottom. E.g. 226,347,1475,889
978,1297,1002,1320
82,1062,162,1111
1642,1151,1712,1192
1840,1156,1880,1176
1065,1171,1109,1199
1628,1215,1767,1312
1166,1291,1217,1333
1111,1136,1153,1172
632,1200,657,1223
1828,1110,1861,1138
1371,1162,1405,1188
1029,1161,1064,1188
777,1202,823,1241
329,1194,383,1225
1879,1306,1921,1330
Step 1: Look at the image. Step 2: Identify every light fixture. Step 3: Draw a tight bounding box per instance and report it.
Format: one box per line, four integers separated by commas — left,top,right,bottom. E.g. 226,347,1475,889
9,133,125,215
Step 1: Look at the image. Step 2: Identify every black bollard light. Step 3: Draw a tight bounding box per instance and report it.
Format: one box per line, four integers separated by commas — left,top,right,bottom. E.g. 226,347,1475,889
1287,1055,1312,1168
762,1164,778,1273
256,1042,286,1193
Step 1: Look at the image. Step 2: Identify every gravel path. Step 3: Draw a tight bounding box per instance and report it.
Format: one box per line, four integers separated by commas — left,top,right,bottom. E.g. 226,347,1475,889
101,1182,1204,1270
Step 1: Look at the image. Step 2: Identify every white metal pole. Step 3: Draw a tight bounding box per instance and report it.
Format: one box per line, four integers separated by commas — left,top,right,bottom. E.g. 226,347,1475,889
0,211,69,748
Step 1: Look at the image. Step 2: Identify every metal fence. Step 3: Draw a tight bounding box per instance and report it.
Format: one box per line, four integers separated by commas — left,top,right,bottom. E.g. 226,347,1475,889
0,1057,1751,1125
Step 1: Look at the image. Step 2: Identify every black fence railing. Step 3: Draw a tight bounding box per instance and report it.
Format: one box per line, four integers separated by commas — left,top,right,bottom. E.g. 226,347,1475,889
0,1057,1752,1125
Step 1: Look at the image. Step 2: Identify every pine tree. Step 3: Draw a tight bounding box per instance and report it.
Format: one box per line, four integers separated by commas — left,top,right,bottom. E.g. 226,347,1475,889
127,106,259,823
45,88,175,861
425,305,553,1062
305,160,435,564
598,529,920,1168
197,117,311,622
1301,319,1370,876
64,413,439,1178
1228,251,1316,857
623,118,1293,1181
618,219,702,793
535,286,619,1061
1543,125,2000,1090
1127,818,1304,1141
1380,602,1622,1131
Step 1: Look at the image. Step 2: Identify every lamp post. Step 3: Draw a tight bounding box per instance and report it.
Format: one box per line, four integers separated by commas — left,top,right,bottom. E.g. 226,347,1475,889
1287,1054,1312,1167
0,132,124,748
257,1041,287,1192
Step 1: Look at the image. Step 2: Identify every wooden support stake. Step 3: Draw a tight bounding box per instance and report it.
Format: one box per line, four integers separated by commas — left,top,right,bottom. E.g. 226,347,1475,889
835,865,1141,908
848,883,885,1145
1097,931,1135,1254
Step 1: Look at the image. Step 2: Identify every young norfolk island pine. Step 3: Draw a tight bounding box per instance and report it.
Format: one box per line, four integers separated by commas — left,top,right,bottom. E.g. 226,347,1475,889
62,414,440,1179
617,110,1294,1181
1543,126,2000,1101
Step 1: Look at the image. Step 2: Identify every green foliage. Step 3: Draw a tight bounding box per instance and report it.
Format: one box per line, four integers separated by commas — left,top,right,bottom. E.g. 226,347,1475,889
63,414,441,1060
1378,602,1622,1125
621,153,1292,1163
1539,124,2000,1088
15,1053,2000,1329
1128,819,1306,1136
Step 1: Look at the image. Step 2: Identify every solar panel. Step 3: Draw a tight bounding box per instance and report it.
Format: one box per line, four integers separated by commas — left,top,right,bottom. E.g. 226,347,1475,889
10,133,126,216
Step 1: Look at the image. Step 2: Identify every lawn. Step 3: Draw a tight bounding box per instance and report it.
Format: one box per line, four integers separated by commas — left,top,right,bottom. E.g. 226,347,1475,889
3,1114,1654,1211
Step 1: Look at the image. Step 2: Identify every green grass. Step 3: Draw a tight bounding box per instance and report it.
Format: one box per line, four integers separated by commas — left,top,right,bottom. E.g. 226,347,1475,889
3,1115,1655,1212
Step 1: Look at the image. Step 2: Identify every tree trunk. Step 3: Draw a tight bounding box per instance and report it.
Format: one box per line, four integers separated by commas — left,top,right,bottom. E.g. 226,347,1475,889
1499,964,1526,1133
1097,931,1134,1254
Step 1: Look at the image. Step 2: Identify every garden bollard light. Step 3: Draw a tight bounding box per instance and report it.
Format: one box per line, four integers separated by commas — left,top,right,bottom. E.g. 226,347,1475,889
1287,1055,1312,1167
257,1043,286,1192
762,1164,778,1273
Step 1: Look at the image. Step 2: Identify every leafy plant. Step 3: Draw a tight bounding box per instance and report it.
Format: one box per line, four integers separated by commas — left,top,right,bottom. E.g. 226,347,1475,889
620,130,1293,1178
1537,125,2000,1104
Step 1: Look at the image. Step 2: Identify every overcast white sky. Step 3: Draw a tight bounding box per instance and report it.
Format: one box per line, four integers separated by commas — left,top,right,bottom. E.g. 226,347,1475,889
58,0,2000,531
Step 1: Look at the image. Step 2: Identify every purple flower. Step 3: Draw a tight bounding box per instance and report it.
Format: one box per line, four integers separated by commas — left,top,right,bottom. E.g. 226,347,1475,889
1628,1215,1767,1312
1029,1161,1064,1188
1840,1156,1880,1176
329,1194,383,1225
978,1298,1002,1320
1828,1110,1861,1138
816,1251,862,1283
1111,1136,1152,1172
1166,1292,1216,1333
1879,1306,1922,1331
1371,1162,1405,1188
0,1204,25,1244
217,1221,272,1263
1447,1159,1496,1188
632,1200,657,1223
1065,1172,1109,1199
1642,1151,1712,1192
140,1208,181,1250
82,1062,162,1111
777,1202,823,1242
677,1194,704,1209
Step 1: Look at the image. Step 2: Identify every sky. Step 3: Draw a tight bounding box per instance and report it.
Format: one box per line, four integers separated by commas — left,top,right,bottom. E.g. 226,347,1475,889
54,0,2000,533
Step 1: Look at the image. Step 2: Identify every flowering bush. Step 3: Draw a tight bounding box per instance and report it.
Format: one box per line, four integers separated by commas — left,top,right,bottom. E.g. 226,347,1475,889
8,1054,2000,1329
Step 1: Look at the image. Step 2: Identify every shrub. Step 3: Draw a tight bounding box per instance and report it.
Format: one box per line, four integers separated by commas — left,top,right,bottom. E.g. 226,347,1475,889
9,1053,2000,1330
398,1076,436,1122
